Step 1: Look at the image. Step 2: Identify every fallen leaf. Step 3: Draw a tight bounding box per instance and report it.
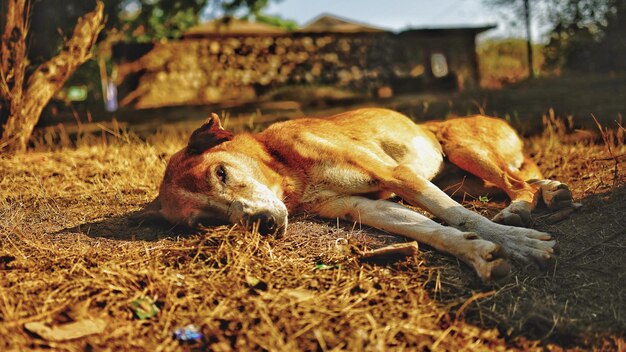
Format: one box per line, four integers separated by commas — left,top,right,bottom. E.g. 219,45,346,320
25,319,106,341
314,263,342,270
130,297,159,320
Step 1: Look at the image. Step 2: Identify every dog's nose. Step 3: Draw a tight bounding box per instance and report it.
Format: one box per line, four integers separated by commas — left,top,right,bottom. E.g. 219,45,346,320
248,211,278,236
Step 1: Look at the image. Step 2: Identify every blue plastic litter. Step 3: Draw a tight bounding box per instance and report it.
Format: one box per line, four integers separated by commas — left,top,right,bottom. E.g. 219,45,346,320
173,324,203,342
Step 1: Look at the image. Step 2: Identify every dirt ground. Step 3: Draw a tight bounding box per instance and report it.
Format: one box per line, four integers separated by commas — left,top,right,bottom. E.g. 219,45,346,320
1,111,625,351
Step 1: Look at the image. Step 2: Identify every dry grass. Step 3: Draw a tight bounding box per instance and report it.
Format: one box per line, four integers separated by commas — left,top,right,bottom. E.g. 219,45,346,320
1,116,624,351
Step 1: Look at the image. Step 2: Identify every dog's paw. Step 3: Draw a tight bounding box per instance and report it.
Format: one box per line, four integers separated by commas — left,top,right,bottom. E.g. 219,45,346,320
473,223,555,269
459,233,511,282
500,227,555,268
532,179,573,210
492,201,532,227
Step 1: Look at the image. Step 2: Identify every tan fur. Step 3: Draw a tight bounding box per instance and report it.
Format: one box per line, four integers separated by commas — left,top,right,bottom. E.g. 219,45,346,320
136,108,574,281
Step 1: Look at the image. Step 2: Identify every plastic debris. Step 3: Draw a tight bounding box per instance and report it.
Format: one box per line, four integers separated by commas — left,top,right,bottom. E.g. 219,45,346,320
130,296,159,320
24,318,106,341
173,324,203,342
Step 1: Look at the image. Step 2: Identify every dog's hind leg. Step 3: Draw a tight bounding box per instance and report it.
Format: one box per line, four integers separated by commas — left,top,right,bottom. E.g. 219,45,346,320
446,148,539,227
428,117,572,226
314,196,510,281
446,151,572,225
514,156,573,210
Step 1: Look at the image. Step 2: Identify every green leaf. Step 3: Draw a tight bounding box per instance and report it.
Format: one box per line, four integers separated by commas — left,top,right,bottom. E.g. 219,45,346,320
130,297,159,320
314,263,343,271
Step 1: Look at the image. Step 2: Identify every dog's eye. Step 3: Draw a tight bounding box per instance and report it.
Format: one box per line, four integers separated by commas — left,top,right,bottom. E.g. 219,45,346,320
216,165,227,183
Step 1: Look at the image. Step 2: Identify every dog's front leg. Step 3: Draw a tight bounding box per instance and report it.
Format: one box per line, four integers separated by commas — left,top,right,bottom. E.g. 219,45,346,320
382,165,556,268
314,196,510,281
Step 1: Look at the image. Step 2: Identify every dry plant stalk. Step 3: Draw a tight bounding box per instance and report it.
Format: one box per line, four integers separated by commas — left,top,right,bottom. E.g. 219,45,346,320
0,0,104,153
591,114,622,187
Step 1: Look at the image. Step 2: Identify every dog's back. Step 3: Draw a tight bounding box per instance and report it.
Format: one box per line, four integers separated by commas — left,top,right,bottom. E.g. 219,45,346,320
257,108,444,177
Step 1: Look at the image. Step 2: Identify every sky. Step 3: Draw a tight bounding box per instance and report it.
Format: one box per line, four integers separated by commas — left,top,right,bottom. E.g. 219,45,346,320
263,0,550,42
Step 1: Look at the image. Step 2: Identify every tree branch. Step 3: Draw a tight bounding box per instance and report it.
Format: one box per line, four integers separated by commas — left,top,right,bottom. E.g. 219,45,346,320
0,0,28,130
1,1,104,152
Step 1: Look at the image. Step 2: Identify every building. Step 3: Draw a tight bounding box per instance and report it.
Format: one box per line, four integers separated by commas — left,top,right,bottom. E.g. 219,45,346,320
299,13,387,34
112,14,494,109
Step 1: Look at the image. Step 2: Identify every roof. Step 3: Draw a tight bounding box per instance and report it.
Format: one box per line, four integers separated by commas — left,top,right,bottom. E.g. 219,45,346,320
400,24,497,36
298,13,388,34
183,18,286,38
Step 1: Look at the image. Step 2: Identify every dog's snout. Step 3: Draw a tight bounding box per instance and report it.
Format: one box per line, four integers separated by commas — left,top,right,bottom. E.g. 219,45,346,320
248,211,278,235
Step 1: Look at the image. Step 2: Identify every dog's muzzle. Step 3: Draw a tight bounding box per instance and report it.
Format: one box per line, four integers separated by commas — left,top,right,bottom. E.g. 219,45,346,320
243,210,287,238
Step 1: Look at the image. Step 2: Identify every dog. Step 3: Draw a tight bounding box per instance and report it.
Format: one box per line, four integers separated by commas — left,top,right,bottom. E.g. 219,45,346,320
133,108,573,281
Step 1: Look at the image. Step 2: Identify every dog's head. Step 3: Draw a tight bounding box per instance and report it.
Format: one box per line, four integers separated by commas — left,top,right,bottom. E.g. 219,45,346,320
132,113,288,237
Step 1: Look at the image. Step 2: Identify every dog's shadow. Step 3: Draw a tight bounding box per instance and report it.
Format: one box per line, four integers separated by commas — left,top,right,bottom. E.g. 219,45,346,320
53,211,192,241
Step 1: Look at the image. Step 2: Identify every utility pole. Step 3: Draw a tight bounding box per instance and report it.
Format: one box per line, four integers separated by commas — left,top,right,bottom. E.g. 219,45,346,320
523,0,535,78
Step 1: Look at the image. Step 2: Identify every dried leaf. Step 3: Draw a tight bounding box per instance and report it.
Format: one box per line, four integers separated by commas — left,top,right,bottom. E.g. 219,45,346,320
24,319,106,341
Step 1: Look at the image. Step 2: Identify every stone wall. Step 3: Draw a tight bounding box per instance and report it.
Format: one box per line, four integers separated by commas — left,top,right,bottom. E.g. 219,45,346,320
114,31,480,108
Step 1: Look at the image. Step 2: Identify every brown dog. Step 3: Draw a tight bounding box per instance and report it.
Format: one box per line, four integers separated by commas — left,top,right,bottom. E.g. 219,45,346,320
134,108,573,281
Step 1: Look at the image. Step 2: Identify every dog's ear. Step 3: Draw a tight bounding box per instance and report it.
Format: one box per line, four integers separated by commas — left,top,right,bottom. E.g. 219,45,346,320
128,196,167,225
187,113,233,154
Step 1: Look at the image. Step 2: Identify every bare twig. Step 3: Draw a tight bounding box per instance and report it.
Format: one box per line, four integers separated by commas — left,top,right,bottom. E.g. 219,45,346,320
454,290,496,321
591,152,626,162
